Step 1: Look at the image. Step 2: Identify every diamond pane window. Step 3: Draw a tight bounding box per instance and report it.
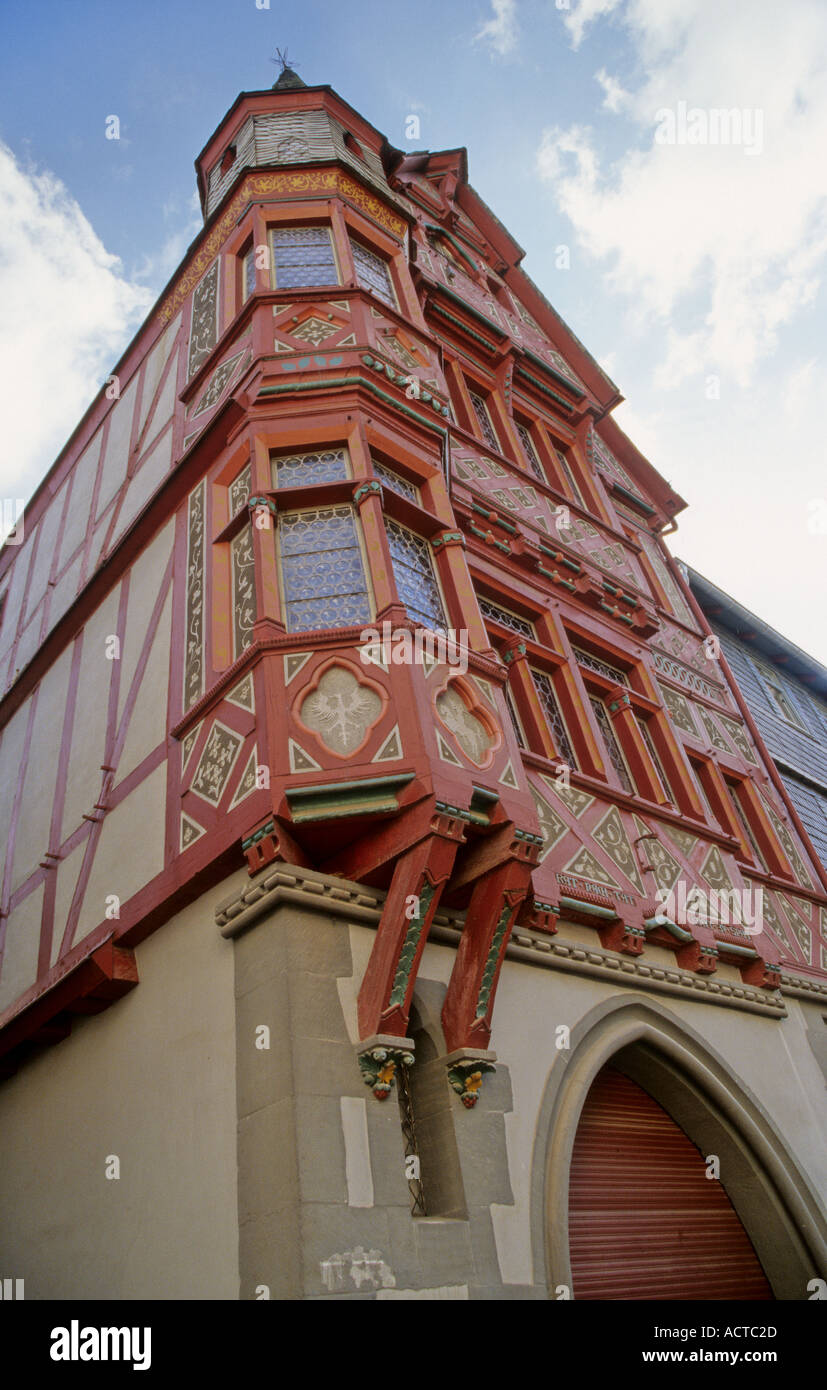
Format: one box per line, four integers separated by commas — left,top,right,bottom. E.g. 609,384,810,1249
279,506,371,633
478,597,535,639
572,645,629,686
349,238,396,306
531,668,576,768
590,696,635,794
468,390,500,452
271,227,338,289
386,519,446,631
272,448,349,488
372,458,418,503
515,422,544,481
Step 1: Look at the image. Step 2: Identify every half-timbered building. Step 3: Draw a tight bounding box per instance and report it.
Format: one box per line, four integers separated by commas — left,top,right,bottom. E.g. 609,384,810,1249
1,67,825,1301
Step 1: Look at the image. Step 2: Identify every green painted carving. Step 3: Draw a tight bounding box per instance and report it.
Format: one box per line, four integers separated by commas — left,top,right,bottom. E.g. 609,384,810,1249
388,879,437,1009
447,1058,497,1109
475,904,513,1020
358,1044,415,1100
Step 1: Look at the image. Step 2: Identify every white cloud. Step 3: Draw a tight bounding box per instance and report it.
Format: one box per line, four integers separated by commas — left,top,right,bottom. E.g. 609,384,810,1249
563,0,623,50
538,0,827,386
475,0,519,56
0,143,153,504
595,67,630,113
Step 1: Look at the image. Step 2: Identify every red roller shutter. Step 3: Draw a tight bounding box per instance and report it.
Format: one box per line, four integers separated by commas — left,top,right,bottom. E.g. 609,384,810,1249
568,1066,773,1300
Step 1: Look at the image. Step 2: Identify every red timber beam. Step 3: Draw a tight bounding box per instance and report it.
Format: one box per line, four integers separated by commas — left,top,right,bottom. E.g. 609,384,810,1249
440,831,539,1107
356,800,467,1100
0,939,138,1078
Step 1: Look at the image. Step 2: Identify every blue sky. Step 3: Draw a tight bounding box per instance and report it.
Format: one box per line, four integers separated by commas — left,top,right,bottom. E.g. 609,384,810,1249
1,0,826,662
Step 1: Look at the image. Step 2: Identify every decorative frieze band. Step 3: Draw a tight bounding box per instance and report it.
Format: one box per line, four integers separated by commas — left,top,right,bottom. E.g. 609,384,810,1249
215,862,791,1018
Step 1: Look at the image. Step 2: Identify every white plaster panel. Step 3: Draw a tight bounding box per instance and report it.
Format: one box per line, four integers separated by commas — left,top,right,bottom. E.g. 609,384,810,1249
72,762,167,944
0,885,44,1015
116,520,174,728
60,586,122,842
20,482,68,628
109,429,173,550
51,840,86,966
58,429,103,569
47,550,84,631
94,376,138,520
0,699,31,871
0,539,35,668
11,645,73,893
0,876,238,1298
137,313,181,439
115,586,172,782
142,353,179,447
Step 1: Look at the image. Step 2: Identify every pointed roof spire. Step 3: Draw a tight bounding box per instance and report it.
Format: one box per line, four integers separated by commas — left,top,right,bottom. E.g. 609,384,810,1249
271,48,306,91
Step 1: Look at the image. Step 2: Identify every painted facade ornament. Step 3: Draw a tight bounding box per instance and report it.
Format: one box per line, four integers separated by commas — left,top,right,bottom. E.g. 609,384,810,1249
447,1058,496,1109
434,682,496,767
183,481,205,711
187,260,220,378
299,663,384,756
475,905,514,1021
592,805,645,892
192,348,246,417
529,782,569,861
231,523,256,657
636,818,684,894
388,880,437,1010
358,1044,415,1100
191,722,244,806
229,462,252,517
291,316,340,345
564,846,621,888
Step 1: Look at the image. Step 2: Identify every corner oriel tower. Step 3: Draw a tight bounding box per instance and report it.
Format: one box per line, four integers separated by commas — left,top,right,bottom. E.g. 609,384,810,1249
1,65,826,1301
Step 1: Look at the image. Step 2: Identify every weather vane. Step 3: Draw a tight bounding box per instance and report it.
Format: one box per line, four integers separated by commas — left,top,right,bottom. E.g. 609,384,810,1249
271,48,299,74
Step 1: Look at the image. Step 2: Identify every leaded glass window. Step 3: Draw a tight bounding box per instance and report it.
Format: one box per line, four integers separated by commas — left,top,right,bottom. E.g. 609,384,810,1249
386,519,446,631
478,597,536,639
242,247,256,301
689,759,715,819
590,696,635,794
279,506,371,633
504,685,526,749
635,714,674,802
572,645,629,686
515,422,544,481
468,390,500,452
271,226,338,289
729,783,769,870
531,668,576,767
349,238,396,307
554,447,585,508
371,458,418,502
272,448,349,488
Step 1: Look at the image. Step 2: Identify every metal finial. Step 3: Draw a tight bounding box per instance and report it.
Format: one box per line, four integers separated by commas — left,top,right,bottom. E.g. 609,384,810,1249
271,48,299,73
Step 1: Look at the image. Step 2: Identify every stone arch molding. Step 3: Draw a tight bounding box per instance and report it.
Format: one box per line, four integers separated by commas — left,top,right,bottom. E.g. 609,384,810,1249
531,995,827,1300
